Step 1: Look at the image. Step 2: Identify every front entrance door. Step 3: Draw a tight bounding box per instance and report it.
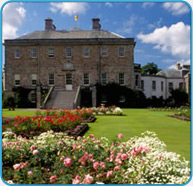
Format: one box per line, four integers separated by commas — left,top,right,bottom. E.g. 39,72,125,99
66,73,72,90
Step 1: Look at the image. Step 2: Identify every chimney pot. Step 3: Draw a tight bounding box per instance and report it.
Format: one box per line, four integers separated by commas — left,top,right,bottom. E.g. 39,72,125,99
92,18,101,30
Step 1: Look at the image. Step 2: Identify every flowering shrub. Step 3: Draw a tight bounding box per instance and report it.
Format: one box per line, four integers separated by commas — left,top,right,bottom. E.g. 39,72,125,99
2,131,190,184
84,104,123,116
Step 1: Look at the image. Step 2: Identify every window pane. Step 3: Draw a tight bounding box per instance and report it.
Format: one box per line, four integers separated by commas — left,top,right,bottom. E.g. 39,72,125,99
101,73,107,85
152,81,156,91
84,73,89,85
118,47,125,57
31,48,37,58
141,80,144,90
83,48,90,57
66,74,72,85
135,75,139,86
49,74,54,85
48,48,55,57
14,49,20,58
66,47,72,57
169,82,173,92
161,81,164,91
101,47,107,57
119,73,124,85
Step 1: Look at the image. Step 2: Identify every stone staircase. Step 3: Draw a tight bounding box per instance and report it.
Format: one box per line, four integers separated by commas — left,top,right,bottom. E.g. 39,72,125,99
45,88,77,110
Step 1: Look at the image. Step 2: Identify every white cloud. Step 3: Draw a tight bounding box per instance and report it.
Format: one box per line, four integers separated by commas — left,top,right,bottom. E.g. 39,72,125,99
105,3,113,8
50,2,88,15
163,2,190,15
147,18,163,30
2,3,26,40
142,3,155,8
162,59,176,63
137,22,190,61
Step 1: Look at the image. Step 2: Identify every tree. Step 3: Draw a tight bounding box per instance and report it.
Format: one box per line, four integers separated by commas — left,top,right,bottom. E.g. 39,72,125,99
141,62,161,75
170,89,188,107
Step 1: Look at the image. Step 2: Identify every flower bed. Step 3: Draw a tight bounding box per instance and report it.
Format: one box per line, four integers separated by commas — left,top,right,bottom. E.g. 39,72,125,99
2,109,94,138
168,114,191,121
2,131,190,184
82,105,124,116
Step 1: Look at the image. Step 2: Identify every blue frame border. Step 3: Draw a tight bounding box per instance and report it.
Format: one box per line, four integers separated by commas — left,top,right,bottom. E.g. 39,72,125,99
0,0,192,185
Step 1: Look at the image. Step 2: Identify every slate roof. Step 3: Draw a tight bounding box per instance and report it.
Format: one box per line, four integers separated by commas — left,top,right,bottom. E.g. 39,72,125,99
16,30,125,40
156,70,182,78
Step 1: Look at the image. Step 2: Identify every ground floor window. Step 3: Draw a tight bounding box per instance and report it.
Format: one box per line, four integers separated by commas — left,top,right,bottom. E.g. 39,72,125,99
66,73,72,85
152,81,156,91
14,74,20,86
101,73,107,85
169,82,173,92
49,74,54,85
31,74,37,86
84,73,89,85
119,73,125,85
141,80,144,90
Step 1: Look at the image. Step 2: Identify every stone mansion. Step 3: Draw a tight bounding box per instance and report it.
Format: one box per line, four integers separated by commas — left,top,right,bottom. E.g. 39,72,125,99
3,18,190,109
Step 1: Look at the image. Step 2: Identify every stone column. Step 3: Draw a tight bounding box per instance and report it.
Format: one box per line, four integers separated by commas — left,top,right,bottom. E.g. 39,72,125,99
36,86,41,109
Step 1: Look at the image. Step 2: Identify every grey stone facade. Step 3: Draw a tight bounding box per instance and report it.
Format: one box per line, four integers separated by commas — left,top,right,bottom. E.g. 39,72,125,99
4,18,136,108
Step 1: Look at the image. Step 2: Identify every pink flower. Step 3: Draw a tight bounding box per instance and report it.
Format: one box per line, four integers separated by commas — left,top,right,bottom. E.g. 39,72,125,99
27,171,33,176
57,141,63,145
91,138,95,142
32,149,39,155
83,174,93,184
30,145,36,151
90,134,95,138
77,136,82,140
64,157,72,167
115,158,122,165
118,133,123,139
93,161,100,170
72,143,77,150
121,153,128,161
114,165,120,171
159,156,162,160
106,170,113,178
100,162,105,169
72,175,81,184
13,164,20,170
83,139,87,143
50,175,58,183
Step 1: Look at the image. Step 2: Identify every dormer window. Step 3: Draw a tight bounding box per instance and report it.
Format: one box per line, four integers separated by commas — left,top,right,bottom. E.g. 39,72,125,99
48,48,55,57
14,49,21,59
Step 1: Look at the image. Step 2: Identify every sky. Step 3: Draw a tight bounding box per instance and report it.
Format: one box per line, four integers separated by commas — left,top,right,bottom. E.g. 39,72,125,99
2,1,191,70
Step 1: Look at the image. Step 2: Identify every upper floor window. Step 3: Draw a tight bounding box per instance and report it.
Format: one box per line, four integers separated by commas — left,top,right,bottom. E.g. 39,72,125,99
49,74,54,85
169,82,173,92
101,73,107,85
66,73,72,85
30,91,36,103
135,75,139,87
141,80,144,90
84,73,90,85
14,49,21,59
161,81,164,91
118,47,125,57
66,47,72,58
83,48,90,57
31,48,37,58
48,48,55,57
152,81,156,91
119,73,125,85
14,74,20,86
31,74,37,86
101,47,107,57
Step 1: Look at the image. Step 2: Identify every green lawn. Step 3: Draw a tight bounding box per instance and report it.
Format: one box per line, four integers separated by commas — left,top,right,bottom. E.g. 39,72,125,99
2,108,191,161
86,109,191,161
2,109,37,117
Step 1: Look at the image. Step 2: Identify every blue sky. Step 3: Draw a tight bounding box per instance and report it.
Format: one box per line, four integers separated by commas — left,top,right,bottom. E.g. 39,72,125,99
2,2,191,69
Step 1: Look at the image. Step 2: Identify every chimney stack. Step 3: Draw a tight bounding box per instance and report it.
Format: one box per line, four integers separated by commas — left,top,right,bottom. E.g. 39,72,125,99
45,18,56,31
92,18,101,30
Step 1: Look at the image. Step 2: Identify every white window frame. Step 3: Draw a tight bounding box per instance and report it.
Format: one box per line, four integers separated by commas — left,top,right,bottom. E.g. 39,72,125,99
101,73,107,85
14,49,21,59
31,74,37,86
14,74,20,86
83,48,90,58
66,47,72,58
83,73,90,86
118,47,125,57
31,48,37,58
48,48,55,58
48,74,55,85
101,47,108,57
119,73,125,85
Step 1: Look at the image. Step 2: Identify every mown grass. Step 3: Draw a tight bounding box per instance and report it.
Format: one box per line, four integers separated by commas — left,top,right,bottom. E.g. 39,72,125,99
86,109,191,161
2,109,37,117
